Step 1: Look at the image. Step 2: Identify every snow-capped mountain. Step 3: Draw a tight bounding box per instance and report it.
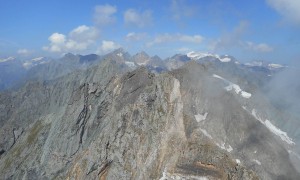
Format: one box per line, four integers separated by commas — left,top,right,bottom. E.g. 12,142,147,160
132,51,150,66
244,60,285,71
187,51,234,63
0,57,15,63
22,57,49,69
165,54,190,70
127,51,167,72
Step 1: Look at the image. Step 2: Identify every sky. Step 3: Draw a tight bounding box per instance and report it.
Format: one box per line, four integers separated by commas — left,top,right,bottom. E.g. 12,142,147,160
0,0,300,63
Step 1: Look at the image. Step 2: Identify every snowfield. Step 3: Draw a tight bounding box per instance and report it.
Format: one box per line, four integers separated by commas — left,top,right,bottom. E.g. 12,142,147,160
0,57,15,63
253,159,261,165
219,57,231,62
199,128,213,139
268,63,284,69
195,112,208,123
213,74,252,99
31,57,44,62
250,109,295,145
187,51,231,62
125,61,136,68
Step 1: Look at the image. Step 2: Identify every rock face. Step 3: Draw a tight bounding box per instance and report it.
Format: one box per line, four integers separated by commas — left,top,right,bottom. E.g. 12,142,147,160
0,55,298,179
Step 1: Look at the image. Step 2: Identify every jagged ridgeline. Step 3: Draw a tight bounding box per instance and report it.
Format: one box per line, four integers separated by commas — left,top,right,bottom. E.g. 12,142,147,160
0,49,299,179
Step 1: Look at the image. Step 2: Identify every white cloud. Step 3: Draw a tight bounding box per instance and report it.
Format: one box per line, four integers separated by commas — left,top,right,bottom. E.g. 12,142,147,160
124,9,153,28
246,42,273,52
177,47,191,52
209,21,249,51
125,32,147,41
49,33,66,44
266,0,300,25
97,40,120,54
179,35,203,43
69,25,99,42
147,33,203,47
17,48,31,56
208,21,273,53
170,0,197,22
43,25,99,53
94,4,117,26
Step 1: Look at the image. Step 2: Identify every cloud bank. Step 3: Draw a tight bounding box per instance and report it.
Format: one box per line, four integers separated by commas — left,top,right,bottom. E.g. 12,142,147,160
266,0,300,25
209,21,273,53
97,40,120,54
43,25,99,53
124,9,153,28
17,49,31,56
94,4,117,26
170,0,197,22
147,33,203,47
125,32,148,41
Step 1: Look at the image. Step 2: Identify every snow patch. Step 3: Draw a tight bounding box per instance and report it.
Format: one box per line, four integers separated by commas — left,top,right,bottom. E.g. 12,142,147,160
212,74,226,81
137,62,147,66
251,109,263,123
250,109,295,145
31,57,44,62
159,168,168,180
195,112,208,123
253,159,261,165
225,83,242,94
265,120,294,145
196,177,209,180
187,51,214,60
187,51,231,63
213,74,251,98
216,142,233,152
0,57,15,63
268,63,283,69
125,61,136,68
241,91,252,98
22,57,49,69
117,52,123,57
236,159,241,164
220,57,231,62
199,128,213,139
160,168,209,180
198,127,233,153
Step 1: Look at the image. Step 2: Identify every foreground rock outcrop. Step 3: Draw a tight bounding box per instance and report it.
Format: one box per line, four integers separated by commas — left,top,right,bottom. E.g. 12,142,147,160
0,57,298,179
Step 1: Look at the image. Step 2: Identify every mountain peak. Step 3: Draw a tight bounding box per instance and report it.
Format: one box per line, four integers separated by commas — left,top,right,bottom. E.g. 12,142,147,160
132,51,151,66
63,52,77,59
187,51,233,63
135,51,149,57
112,47,125,54
151,55,162,61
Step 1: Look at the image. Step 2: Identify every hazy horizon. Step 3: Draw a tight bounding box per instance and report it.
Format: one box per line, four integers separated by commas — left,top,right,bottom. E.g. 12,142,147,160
0,0,299,64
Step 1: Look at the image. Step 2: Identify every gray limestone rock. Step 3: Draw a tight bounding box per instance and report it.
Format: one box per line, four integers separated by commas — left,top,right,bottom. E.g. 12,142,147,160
0,56,298,179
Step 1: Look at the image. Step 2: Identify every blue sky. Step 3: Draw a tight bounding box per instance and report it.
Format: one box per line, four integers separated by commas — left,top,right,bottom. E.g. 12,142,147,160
0,0,299,63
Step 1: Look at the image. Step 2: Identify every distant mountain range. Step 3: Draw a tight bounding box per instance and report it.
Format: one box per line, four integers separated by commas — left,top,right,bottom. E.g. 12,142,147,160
0,49,286,91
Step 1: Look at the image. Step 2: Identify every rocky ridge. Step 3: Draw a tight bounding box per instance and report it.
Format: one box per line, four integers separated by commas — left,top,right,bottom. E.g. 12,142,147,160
0,50,299,179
